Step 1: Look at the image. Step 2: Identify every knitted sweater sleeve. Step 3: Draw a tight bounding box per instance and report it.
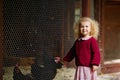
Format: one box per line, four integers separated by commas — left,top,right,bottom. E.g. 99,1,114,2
91,38,100,66
63,41,76,62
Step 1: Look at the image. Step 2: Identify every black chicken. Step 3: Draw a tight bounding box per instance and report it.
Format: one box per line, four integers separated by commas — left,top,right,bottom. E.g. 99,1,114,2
13,63,33,80
31,54,62,80
13,53,62,80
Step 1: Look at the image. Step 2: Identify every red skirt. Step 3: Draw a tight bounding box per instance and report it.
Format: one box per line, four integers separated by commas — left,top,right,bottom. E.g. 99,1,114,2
74,66,97,80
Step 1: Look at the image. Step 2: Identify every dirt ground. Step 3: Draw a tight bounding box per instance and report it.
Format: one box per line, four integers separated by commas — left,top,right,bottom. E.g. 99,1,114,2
54,67,120,80
3,66,120,80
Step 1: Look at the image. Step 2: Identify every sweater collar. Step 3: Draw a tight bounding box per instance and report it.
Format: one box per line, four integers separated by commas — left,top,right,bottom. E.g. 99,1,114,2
78,36,92,41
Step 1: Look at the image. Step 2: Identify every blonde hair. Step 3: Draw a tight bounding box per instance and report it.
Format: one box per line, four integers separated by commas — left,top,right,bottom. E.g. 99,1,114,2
73,17,99,39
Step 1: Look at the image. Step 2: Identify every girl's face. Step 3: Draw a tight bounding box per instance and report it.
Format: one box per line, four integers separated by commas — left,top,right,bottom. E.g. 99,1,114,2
80,21,91,37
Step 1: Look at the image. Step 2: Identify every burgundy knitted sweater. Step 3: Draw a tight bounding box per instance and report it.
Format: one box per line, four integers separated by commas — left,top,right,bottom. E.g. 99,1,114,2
63,37,100,67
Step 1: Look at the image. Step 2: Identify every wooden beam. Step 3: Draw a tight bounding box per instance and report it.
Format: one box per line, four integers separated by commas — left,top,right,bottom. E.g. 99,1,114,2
102,63,120,73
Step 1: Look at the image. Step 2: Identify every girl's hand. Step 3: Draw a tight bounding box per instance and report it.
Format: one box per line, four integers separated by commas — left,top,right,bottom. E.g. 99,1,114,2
92,65,98,72
62,61,68,68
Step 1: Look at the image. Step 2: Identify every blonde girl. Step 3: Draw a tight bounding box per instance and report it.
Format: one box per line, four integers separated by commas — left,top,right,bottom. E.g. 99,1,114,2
63,17,100,80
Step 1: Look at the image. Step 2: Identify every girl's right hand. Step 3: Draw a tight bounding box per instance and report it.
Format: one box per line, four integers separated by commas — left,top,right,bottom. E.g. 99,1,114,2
62,61,68,68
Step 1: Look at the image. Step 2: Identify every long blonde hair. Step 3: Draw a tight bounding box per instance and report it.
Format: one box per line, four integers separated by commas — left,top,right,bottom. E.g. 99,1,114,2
73,17,99,39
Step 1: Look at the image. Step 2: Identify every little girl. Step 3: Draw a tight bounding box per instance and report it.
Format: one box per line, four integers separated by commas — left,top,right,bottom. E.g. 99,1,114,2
63,17,100,80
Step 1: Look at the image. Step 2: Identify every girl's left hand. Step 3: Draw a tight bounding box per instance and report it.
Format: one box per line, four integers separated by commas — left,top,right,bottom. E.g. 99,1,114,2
92,65,98,72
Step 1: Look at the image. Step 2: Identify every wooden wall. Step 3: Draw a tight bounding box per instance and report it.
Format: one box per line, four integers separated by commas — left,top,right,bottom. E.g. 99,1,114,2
101,0,120,73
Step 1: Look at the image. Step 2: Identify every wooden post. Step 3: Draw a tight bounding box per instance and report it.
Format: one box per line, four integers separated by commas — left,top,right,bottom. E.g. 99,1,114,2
82,0,91,17
0,0,3,79
94,0,104,74
94,0,103,62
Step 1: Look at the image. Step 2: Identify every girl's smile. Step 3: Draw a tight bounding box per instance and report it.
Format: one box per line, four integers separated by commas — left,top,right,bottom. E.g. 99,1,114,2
80,21,91,37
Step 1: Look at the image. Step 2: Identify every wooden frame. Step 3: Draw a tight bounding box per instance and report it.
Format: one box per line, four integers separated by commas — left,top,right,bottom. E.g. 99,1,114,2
0,0,3,79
